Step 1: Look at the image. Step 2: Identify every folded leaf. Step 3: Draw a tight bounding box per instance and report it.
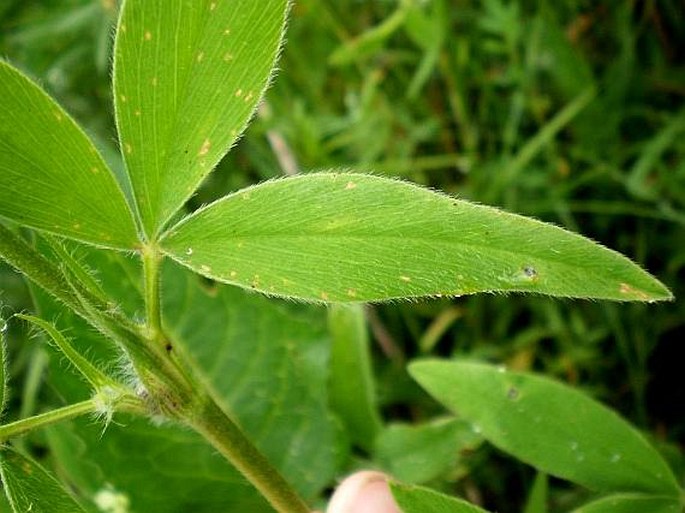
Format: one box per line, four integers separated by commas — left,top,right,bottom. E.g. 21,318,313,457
0,61,139,249
391,482,492,513
113,0,288,237
0,447,87,513
160,173,672,302
409,360,681,497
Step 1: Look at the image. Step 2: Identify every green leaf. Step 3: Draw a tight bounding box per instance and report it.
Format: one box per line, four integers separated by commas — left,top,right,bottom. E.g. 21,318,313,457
390,482,493,513
46,416,273,513
113,0,289,237
0,61,138,249
159,173,672,302
375,418,481,484
328,304,382,451
570,494,682,513
409,360,681,497
0,447,87,513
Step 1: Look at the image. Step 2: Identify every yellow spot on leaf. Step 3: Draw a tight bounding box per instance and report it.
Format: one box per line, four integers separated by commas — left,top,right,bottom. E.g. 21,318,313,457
119,94,127,103
224,28,231,36
120,24,127,33
209,2,217,10
223,52,234,62
244,91,254,102
619,282,649,300
197,51,205,62
200,265,211,273
53,112,63,122
347,289,357,298
91,167,99,174
199,138,211,156
230,271,237,278
125,143,132,154
134,110,141,116
320,292,329,301
144,31,152,41
400,275,412,282
235,89,243,97
345,181,357,190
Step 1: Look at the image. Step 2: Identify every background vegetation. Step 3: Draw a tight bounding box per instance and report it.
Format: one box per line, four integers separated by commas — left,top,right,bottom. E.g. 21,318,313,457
1,0,683,511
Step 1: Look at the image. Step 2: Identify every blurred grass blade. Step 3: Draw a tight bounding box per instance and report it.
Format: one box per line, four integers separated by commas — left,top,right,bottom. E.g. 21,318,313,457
523,473,548,513
160,173,672,302
390,482,493,513
569,494,682,513
0,314,7,419
328,304,382,451
113,0,288,238
0,447,88,512
409,360,681,497
0,61,139,249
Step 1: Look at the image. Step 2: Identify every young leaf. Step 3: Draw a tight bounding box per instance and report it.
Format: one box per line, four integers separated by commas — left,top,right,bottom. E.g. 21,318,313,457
409,360,681,497
0,447,88,513
159,173,672,302
390,482,493,513
0,61,139,249
113,0,289,238
569,494,682,513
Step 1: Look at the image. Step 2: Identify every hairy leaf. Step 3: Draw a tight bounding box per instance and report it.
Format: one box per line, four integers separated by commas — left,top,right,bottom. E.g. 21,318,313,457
113,0,288,237
409,360,681,497
0,447,87,513
0,61,138,249
160,173,672,302
391,482,492,513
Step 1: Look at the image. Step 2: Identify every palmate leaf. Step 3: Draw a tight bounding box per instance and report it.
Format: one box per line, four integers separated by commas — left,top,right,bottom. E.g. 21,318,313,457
113,0,288,238
409,360,682,497
0,62,138,249
159,173,672,302
0,447,87,513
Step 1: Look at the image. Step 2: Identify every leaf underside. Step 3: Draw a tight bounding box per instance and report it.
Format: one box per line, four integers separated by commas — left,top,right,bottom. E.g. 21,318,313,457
409,360,681,497
0,61,138,249
114,0,288,238
160,173,672,303
0,447,88,513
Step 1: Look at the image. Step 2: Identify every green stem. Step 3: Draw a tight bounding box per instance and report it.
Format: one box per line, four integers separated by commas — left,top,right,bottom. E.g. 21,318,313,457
0,399,97,441
138,247,310,512
142,244,163,340
188,397,310,513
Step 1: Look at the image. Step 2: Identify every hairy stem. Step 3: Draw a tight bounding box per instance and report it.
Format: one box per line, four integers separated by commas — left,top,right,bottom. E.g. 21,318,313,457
139,248,311,512
0,400,97,441
188,397,311,513
142,243,163,341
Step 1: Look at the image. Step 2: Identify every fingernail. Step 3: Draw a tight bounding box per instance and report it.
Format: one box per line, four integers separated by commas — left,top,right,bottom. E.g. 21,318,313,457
327,471,401,513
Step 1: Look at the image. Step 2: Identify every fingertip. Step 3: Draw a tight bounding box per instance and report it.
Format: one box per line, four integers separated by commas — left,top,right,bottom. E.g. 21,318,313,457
327,471,401,513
